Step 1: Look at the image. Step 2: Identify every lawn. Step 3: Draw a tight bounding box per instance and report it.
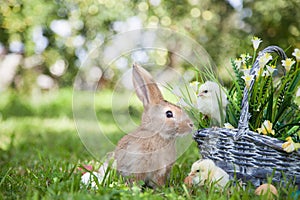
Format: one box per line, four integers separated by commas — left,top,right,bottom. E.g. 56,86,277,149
0,88,298,199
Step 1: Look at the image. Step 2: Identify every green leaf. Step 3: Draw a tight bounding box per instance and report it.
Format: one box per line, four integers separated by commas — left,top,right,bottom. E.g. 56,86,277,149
266,91,273,121
288,69,300,93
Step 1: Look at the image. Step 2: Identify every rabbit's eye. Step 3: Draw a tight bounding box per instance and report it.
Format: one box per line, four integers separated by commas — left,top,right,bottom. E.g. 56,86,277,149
196,169,200,172
166,110,173,118
203,90,208,93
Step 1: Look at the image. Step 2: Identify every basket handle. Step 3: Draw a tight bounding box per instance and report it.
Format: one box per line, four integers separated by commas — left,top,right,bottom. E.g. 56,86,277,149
234,46,287,140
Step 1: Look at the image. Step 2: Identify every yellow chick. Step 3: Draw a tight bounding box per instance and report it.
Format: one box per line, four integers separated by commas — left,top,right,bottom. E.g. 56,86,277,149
185,159,229,189
197,81,228,125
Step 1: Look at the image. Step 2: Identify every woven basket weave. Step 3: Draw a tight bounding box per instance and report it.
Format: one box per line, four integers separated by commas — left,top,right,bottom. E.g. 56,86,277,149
193,46,300,188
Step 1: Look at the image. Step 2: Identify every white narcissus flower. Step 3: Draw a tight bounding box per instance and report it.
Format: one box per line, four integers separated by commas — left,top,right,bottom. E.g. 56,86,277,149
258,53,272,68
281,58,296,72
265,65,277,75
235,58,242,69
224,123,235,129
240,53,252,64
242,74,254,88
292,48,300,62
256,68,270,77
256,120,275,135
251,36,262,50
241,68,251,76
258,65,277,77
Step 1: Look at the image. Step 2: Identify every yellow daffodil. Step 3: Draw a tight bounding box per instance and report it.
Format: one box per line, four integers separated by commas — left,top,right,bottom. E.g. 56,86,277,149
251,36,262,50
224,123,235,129
257,120,275,135
242,74,254,88
282,137,300,153
258,53,272,68
292,48,300,62
281,58,296,72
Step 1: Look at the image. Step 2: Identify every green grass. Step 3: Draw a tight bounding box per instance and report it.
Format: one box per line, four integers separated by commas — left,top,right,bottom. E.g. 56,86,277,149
0,88,298,199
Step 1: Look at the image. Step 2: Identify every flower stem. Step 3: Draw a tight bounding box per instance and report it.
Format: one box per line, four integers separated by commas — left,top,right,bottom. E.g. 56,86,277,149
252,49,257,65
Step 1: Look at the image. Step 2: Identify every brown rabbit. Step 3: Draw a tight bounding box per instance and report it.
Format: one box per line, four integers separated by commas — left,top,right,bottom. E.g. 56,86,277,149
114,64,194,188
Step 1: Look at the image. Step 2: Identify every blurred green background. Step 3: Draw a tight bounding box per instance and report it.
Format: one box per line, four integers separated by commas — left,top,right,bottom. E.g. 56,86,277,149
0,0,300,92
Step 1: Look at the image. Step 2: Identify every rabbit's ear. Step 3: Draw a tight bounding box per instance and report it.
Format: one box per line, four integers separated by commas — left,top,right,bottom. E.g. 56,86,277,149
132,64,163,106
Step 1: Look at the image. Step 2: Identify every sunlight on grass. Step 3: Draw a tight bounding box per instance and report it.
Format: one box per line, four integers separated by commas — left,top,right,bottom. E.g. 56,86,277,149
0,88,298,199
0,117,75,150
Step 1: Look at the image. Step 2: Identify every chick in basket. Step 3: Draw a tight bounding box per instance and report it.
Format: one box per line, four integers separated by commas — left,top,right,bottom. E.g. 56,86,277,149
197,81,228,126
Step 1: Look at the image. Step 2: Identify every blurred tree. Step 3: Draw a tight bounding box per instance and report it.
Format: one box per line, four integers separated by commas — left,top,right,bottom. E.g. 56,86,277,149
0,0,299,92
243,0,300,52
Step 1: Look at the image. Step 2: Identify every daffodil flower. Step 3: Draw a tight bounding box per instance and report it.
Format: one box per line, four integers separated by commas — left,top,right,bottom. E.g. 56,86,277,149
255,68,265,77
292,48,300,62
255,64,276,77
256,120,275,135
241,68,251,76
266,65,276,73
258,53,272,68
224,123,235,129
251,36,262,50
240,54,247,63
242,74,254,88
282,137,300,153
281,58,296,72
260,65,277,77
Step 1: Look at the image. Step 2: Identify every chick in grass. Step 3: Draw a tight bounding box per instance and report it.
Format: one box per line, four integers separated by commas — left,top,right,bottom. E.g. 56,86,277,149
184,159,229,189
197,81,228,126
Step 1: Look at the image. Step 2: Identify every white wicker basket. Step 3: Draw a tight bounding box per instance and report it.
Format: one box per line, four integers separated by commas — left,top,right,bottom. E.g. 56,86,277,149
194,46,300,188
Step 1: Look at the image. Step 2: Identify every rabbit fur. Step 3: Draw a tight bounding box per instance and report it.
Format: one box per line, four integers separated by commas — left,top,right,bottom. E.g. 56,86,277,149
114,64,194,188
